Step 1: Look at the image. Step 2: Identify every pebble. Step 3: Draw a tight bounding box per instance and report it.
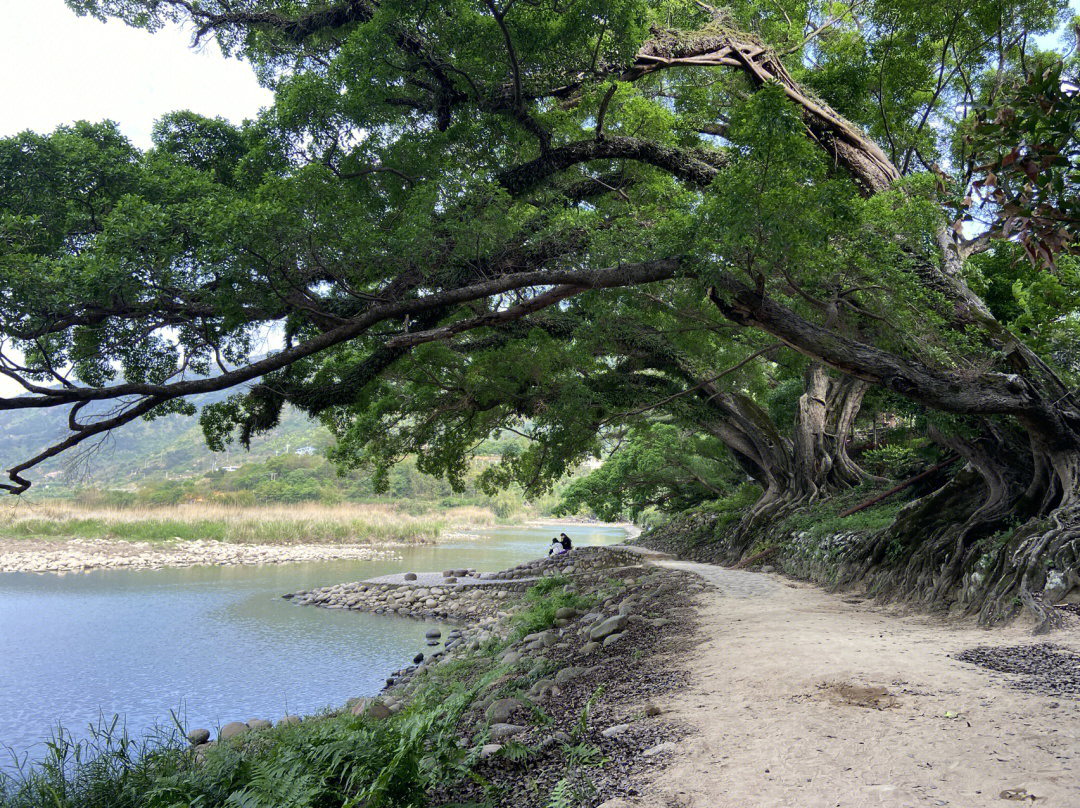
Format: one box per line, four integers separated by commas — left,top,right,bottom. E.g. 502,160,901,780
2,539,396,575
643,741,677,756
590,615,629,641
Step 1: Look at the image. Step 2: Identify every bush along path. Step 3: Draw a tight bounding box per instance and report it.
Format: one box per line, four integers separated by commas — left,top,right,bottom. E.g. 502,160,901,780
2,547,702,808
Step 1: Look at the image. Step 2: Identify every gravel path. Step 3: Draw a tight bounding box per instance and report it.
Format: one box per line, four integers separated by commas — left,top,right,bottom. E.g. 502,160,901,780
624,553,1080,808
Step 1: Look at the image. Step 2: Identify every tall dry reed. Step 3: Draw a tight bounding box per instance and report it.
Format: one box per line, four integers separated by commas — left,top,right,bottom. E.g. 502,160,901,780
0,501,496,544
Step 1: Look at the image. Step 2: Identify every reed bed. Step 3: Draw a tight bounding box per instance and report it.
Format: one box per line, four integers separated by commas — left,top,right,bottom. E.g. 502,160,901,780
0,502,495,545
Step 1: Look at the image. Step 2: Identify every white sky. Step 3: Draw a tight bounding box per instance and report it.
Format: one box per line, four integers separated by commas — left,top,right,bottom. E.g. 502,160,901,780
0,0,273,148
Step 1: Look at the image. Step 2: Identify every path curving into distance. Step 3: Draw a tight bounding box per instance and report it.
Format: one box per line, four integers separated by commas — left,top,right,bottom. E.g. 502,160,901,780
622,549,1080,807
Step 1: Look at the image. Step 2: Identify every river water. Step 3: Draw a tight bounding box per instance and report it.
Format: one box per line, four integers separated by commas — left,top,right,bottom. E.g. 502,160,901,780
0,523,626,769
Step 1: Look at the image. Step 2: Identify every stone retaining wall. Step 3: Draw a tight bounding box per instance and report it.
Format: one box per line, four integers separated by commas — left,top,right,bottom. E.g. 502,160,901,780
284,545,648,622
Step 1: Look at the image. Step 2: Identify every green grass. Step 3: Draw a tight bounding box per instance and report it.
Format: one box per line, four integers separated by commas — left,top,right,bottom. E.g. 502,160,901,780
510,576,597,639
782,483,904,541
2,658,494,808
2,517,449,544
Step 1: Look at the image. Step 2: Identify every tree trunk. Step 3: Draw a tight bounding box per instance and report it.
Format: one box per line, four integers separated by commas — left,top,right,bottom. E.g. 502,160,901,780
791,364,881,503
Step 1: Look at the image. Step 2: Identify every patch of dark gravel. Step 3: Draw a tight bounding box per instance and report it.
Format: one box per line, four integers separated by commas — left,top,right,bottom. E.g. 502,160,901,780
955,642,1080,697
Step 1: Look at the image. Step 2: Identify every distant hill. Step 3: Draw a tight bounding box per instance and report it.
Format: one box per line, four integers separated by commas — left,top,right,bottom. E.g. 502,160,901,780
0,387,331,489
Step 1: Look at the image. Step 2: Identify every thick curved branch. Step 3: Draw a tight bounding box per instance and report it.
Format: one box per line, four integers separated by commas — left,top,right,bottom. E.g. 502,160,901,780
499,135,728,194
705,279,1069,438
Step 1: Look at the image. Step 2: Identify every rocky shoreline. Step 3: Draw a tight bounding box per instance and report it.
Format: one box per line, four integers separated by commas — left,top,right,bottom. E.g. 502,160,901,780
0,537,402,574
281,549,626,620
183,545,702,806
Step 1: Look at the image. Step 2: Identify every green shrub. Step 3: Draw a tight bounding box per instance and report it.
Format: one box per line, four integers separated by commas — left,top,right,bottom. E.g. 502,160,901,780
862,444,920,478
511,577,596,639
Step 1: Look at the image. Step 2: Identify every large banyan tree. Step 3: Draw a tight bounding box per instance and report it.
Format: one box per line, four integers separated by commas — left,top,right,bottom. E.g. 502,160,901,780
2,0,1079,624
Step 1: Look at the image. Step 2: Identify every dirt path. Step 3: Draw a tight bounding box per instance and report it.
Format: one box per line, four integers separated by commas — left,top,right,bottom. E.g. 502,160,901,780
630,556,1080,808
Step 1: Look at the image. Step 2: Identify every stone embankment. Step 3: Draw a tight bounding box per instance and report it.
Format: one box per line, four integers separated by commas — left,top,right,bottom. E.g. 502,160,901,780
265,545,704,806
0,537,399,574
283,547,644,621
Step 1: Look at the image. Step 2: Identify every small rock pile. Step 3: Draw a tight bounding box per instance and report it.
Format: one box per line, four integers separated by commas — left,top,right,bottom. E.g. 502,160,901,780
285,577,527,620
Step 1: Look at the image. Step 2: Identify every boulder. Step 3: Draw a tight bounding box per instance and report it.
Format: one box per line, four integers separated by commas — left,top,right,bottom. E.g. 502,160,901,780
554,666,586,684
454,568,469,577
351,698,392,720
278,715,302,726
403,572,418,581
489,723,527,740
425,628,442,639
219,721,249,742
554,607,578,620
602,631,627,648
246,719,272,730
480,743,503,759
487,697,526,724
589,615,628,641
366,701,393,721
442,569,455,578
601,723,630,738
350,698,374,716
413,652,425,664
186,728,210,745
528,678,554,697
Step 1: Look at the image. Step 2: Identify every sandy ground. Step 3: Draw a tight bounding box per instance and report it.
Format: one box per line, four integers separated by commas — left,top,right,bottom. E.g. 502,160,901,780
0,537,401,573
626,555,1080,808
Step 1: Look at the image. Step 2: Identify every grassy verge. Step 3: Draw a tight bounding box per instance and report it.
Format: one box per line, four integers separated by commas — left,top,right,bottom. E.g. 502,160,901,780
0,575,593,808
0,502,495,545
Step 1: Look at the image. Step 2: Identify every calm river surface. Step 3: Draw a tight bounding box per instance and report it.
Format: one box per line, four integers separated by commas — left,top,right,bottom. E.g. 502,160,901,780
0,523,626,768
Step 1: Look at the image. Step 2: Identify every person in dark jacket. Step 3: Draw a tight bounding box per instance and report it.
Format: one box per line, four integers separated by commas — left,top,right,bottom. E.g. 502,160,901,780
559,533,572,551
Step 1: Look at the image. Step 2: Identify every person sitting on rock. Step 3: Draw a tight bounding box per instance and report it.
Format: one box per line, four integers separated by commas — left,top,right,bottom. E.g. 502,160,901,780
548,537,565,556
559,533,572,551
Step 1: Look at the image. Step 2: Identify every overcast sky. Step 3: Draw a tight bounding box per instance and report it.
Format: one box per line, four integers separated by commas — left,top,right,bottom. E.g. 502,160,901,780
0,0,273,148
